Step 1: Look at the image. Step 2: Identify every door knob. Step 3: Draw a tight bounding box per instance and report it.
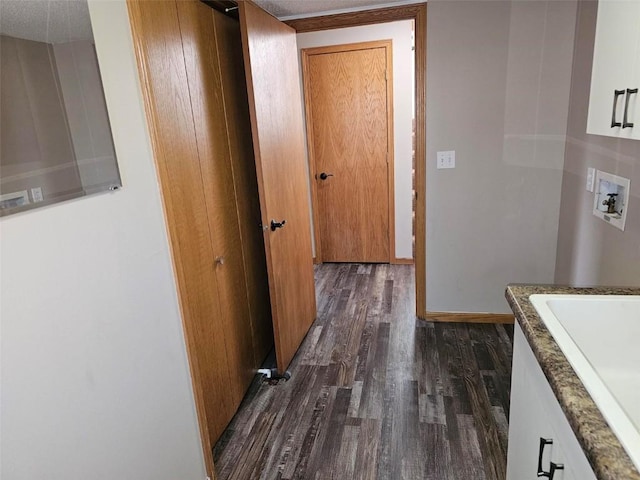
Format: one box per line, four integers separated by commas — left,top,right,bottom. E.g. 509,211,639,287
319,172,334,180
270,219,286,231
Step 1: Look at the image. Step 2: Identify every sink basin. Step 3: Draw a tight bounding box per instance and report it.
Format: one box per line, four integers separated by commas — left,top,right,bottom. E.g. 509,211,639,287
529,294,640,471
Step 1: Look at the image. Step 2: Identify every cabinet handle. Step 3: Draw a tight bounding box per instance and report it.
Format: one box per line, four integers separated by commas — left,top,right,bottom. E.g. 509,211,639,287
611,89,625,127
622,88,638,128
537,438,553,476
537,438,565,479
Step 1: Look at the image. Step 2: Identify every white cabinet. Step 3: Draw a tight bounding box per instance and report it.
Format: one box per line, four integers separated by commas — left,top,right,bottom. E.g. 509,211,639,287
506,324,597,480
587,0,640,139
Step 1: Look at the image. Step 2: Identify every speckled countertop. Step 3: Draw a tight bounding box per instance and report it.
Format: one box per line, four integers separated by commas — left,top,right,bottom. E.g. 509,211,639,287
505,284,640,480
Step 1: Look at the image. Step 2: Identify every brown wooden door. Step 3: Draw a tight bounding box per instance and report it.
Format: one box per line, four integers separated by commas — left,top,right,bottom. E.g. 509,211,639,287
239,1,317,374
302,42,394,263
214,11,274,367
176,1,257,416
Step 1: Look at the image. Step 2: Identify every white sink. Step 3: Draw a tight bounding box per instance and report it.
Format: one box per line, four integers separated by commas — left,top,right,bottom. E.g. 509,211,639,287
529,294,640,471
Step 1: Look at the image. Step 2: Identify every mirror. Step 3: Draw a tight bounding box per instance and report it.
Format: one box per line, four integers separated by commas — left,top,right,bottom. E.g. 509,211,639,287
0,0,121,216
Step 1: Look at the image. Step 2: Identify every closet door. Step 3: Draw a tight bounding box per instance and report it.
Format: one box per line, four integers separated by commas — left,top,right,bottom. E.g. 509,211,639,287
214,10,274,366
239,1,317,374
175,0,256,417
126,0,234,465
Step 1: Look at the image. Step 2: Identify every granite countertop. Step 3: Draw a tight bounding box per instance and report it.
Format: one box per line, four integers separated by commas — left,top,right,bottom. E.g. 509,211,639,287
505,284,640,480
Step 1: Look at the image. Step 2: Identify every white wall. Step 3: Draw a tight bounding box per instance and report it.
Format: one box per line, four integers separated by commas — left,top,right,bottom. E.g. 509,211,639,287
297,20,415,260
0,2,206,479
426,0,577,313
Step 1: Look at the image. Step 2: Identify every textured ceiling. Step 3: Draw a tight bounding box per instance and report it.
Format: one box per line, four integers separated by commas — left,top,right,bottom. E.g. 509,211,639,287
0,0,93,44
252,0,420,20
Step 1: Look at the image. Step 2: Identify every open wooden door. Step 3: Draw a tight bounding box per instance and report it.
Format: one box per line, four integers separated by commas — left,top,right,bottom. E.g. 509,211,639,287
238,1,316,374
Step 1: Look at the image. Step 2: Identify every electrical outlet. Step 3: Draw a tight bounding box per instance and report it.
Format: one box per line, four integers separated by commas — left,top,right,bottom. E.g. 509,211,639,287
437,151,455,169
31,187,44,202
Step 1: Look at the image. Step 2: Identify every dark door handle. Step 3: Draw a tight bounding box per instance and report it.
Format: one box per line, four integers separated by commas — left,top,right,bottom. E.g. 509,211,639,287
611,89,625,127
319,172,334,180
622,88,638,128
270,219,286,231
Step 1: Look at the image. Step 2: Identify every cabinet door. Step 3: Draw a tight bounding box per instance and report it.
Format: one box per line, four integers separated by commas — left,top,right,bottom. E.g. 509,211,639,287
587,0,640,139
507,325,597,480
507,326,563,479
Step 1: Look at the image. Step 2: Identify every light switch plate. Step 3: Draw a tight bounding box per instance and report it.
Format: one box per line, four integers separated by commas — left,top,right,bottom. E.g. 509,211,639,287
437,150,455,169
586,167,595,192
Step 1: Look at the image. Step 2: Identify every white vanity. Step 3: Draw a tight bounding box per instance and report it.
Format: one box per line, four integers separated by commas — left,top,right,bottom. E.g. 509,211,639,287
506,287,640,480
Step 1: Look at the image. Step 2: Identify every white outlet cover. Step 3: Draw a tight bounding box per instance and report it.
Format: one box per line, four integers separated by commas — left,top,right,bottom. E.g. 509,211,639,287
31,187,44,202
437,150,455,169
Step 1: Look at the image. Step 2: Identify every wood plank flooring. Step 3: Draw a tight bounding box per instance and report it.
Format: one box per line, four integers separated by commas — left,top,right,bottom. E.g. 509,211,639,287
214,264,513,480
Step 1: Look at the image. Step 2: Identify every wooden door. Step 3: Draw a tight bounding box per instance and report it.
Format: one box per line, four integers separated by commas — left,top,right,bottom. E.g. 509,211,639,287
126,0,233,469
214,11,273,367
302,42,393,263
175,1,256,415
239,1,317,374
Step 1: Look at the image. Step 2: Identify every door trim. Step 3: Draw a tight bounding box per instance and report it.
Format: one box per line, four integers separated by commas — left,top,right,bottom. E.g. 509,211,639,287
301,40,395,264
287,3,426,318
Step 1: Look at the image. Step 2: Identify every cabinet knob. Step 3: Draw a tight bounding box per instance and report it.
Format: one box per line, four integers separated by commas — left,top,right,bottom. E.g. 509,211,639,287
215,256,225,266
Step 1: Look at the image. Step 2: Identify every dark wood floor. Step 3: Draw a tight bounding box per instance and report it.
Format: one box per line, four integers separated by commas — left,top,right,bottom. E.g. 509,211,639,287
214,264,513,480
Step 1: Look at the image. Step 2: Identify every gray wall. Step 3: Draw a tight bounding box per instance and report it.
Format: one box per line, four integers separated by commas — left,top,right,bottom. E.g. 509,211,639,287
425,0,577,313
555,1,640,286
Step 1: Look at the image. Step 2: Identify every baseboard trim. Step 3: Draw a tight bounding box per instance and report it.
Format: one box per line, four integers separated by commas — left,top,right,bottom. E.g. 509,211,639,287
391,258,414,265
423,311,515,324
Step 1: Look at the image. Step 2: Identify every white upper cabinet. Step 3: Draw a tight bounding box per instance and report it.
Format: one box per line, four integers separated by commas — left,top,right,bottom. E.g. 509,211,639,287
587,0,640,139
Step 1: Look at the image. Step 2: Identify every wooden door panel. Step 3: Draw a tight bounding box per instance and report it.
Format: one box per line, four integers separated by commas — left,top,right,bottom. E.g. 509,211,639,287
126,0,233,455
176,1,256,412
304,43,392,262
239,1,317,374
214,10,273,367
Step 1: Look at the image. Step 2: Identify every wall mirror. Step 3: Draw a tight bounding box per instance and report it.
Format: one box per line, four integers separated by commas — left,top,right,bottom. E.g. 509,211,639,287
0,0,121,217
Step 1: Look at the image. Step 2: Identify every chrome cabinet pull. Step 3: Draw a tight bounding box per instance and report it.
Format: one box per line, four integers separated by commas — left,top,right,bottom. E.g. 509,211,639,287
622,88,638,128
611,89,625,127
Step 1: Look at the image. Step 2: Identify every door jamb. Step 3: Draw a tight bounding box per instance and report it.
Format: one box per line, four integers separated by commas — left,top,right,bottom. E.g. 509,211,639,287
301,40,395,264
286,3,427,318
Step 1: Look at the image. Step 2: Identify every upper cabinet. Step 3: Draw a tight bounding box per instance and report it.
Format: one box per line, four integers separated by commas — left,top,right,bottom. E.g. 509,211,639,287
587,0,640,139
